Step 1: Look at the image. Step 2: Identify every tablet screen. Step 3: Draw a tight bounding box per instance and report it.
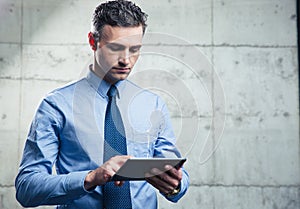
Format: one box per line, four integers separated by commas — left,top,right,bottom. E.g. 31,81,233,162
111,158,186,181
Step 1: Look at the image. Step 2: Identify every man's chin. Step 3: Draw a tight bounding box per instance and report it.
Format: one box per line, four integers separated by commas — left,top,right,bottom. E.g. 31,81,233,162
115,72,130,78
118,75,129,81
109,74,130,83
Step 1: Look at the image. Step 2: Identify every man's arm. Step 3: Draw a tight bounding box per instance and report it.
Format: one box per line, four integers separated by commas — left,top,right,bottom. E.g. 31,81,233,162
15,99,90,207
145,97,189,202
15,97,132,207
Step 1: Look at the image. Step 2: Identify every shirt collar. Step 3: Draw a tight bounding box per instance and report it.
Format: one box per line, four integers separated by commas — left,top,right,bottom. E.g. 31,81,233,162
86,66,126,99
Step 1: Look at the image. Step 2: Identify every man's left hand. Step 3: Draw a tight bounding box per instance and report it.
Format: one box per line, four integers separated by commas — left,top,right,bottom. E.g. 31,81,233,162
145,165,182,196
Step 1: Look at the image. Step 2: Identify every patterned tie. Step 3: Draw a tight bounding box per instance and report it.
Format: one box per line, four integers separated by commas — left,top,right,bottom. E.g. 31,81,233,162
103,85,132,209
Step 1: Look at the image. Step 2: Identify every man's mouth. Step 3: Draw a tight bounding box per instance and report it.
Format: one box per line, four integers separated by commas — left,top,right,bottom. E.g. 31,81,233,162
112,67,131,72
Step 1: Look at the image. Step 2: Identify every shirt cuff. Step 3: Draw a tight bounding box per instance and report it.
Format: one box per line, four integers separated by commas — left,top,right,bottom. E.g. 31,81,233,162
65,170,94,195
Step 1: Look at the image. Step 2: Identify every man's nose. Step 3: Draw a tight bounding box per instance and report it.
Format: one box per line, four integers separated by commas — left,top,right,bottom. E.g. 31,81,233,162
118,50,130,66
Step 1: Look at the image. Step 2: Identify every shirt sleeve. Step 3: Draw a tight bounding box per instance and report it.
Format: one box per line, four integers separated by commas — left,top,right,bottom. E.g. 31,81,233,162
15,97,90,207
153,96,190,202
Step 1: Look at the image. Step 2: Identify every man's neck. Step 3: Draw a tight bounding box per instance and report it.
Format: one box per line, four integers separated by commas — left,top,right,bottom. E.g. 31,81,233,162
90,63,119,85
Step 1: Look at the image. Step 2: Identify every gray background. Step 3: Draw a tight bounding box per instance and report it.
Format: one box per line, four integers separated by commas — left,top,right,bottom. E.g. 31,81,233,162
0,0,299,208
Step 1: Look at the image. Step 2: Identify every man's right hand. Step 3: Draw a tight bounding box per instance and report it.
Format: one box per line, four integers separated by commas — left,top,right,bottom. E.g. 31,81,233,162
84,155,131,190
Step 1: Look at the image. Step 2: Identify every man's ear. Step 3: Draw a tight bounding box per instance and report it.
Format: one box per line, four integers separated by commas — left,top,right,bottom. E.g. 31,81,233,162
88,32,97,51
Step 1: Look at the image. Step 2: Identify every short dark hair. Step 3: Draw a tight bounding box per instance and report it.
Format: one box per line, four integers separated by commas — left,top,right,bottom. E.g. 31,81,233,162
91,0,148,41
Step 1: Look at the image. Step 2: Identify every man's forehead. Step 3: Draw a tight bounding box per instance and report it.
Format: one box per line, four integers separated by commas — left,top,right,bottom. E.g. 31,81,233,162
102,25,143,44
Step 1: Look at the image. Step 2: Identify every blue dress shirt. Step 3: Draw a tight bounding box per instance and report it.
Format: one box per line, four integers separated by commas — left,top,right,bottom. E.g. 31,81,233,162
15,69,189,209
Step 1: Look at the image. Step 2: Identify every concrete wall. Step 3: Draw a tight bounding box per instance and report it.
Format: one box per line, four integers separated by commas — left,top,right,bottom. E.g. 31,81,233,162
0,0,299,208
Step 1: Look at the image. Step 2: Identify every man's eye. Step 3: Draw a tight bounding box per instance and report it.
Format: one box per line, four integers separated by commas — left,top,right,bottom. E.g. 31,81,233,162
130,46,141,53
107,44,123,51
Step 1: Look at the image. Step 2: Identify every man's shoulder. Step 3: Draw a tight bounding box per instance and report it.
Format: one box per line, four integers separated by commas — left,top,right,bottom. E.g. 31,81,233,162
44,78,87,102
124,79,159,98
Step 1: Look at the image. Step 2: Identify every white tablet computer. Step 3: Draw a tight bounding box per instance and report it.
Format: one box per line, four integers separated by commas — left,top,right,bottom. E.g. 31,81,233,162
111,158,186,181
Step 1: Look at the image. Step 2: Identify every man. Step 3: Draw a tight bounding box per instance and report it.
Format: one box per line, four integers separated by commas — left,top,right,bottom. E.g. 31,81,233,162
15,0,189,208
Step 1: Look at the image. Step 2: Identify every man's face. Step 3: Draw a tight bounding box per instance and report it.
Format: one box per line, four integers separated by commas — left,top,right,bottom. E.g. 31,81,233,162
94,25,143,84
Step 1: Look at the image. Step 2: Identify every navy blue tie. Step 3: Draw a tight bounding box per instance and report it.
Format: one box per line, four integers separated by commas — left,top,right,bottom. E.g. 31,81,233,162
103,85,132,209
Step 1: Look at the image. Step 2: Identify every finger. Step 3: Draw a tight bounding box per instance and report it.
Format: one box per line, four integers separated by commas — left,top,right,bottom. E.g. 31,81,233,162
146,169,180,194
114,181,124,187
102,156,131,183
110,156,128,166
150,168,179,188
106,156,129,173
114,155,131,161
145,172,175,194
102,165,116,178
164,165,182,181
103,173,112,181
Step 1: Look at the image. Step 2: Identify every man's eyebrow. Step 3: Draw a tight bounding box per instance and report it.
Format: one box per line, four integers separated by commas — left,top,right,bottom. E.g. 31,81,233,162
106,42,124,47
106,42,142,48
130,44,142,49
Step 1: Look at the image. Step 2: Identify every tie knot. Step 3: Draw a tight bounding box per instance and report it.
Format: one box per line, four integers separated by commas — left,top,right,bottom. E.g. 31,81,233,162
107,85,117,97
